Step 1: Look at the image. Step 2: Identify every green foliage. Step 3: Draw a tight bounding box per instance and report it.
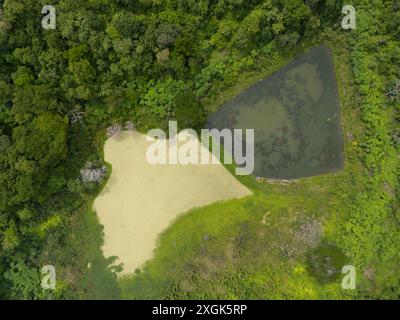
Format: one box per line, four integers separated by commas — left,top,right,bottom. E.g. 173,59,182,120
328,0,400,298
0,0,398,300
4,261,44,299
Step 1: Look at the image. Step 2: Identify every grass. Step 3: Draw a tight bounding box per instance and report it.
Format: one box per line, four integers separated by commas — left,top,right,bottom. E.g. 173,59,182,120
119,175,346,299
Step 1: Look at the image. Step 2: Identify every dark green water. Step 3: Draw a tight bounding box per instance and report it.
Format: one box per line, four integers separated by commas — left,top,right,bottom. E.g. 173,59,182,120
207,45,344,179
306,241,348,284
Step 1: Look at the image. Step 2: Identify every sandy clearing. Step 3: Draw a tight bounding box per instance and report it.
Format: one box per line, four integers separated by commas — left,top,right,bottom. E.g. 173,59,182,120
93,131,251,276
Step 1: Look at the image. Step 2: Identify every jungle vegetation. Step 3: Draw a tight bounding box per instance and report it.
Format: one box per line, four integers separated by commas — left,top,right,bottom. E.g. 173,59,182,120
0,0,399,299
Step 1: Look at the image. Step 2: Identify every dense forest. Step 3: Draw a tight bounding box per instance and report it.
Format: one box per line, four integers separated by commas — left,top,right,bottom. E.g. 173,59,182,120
0,0,399,299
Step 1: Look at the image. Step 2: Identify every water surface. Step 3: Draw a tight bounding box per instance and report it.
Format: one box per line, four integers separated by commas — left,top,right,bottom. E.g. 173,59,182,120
93,131,251,275
207,45,344,179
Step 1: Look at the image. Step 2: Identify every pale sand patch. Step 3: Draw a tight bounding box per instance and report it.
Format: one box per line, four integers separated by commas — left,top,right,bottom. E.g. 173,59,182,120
93,131,251,275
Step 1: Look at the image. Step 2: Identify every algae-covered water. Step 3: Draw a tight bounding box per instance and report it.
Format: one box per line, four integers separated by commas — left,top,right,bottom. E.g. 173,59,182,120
93,131,251,275
207,45,344,179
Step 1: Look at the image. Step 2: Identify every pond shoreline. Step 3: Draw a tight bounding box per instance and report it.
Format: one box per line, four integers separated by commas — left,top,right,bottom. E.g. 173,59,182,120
207,45,344,180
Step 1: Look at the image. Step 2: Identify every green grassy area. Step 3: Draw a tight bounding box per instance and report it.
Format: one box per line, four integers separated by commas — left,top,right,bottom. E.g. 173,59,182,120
119,173,349,299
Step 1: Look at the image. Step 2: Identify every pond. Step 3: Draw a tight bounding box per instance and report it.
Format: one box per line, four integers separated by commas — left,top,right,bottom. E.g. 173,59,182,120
207,45,344,179
306,241,348,284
